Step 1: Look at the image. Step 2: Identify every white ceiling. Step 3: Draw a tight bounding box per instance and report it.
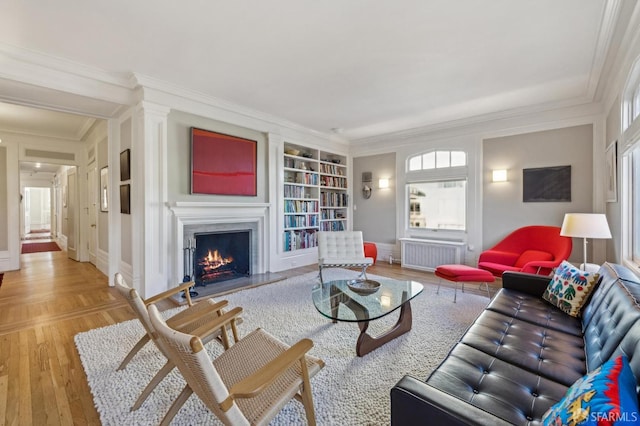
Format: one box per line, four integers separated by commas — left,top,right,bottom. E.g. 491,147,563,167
0,103,95,140
0,0,621,141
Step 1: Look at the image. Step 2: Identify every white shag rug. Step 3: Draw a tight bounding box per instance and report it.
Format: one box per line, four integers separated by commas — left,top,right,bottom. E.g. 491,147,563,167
75,269,489,425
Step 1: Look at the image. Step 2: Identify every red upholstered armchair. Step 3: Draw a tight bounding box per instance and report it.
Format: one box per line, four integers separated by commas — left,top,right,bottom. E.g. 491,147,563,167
478,225,572,277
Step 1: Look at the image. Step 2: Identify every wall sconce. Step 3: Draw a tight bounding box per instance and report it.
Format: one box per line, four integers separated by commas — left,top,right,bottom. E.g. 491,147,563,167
362,171,372,199
378,178,390,189
362,184,372,199
492,169,508,182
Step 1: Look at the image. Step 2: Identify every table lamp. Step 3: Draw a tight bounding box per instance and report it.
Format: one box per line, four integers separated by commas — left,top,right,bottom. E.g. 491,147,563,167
560,213,612,270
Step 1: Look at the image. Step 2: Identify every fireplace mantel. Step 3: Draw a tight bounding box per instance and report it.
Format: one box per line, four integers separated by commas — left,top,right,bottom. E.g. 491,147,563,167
167,201,270,284
167,201,270,218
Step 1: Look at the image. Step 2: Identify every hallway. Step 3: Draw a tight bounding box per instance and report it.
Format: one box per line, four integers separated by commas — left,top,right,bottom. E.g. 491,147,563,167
0,251,132,425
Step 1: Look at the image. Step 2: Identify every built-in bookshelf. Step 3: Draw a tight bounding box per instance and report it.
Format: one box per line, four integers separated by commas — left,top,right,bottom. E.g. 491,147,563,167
282,143,348,252
318,151,348,232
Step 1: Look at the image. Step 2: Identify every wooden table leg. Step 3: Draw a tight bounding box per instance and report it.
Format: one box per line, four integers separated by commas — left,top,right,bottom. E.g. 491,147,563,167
355,300,413,356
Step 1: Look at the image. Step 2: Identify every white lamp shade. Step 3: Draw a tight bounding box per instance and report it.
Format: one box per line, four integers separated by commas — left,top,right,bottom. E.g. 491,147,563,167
560,213,612,239
378,178,389,189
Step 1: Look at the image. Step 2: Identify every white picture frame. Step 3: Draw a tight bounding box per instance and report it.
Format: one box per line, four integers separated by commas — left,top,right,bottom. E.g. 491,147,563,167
100,166,109,212
606,141,617,203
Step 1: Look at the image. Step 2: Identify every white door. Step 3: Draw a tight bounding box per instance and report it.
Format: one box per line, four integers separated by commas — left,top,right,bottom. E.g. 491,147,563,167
24,187,31,235
67,168,79,261
87,165,97,265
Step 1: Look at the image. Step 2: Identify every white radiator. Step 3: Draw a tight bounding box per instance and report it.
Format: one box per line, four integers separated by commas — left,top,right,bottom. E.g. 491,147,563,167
400,238,466,271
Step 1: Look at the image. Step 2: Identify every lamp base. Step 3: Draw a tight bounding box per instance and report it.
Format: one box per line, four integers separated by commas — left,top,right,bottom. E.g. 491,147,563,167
579,262,600,273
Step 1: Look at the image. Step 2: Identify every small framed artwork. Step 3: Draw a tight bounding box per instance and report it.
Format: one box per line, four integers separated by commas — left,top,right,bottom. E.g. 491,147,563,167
120,184,130,214
522,165,571,202
606,141,617,203
100,166,109,212
120,149,131,181
190,127,257,196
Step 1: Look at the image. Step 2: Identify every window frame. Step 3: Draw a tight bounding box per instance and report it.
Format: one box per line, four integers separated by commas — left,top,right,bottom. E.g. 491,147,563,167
405,149,469,238
406,178,468,231
408,150,467,171
620,56,640,271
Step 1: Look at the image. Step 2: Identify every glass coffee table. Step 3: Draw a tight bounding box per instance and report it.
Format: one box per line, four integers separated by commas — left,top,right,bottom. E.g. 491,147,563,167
311,278,424,356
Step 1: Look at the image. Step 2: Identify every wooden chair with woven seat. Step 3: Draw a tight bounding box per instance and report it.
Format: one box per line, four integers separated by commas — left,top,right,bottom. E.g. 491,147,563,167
114,272,241,411
148,303,325,426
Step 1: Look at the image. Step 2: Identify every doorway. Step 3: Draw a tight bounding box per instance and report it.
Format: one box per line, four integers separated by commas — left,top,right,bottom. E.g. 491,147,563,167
22,187,52,239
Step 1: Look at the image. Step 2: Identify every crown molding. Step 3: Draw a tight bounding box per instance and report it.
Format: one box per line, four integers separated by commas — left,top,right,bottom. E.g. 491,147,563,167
0,43,131,87
0,43,135,109
601,2,640,114
586,0,623,100
75,117,98,141
131,73,349,147
350,93,598,146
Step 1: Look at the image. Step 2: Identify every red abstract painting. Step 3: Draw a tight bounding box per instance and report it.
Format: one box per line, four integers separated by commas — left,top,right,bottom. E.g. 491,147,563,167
191,128,257,196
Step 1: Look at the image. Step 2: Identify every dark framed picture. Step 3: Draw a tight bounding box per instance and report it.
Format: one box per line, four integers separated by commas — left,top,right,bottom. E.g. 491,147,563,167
120,184,130,214
120,149,131,181
190,127,257,196
522,165,571,202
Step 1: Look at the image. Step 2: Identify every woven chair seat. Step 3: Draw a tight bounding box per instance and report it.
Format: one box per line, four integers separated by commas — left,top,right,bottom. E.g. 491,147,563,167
214,328,324,424
149,303,324,425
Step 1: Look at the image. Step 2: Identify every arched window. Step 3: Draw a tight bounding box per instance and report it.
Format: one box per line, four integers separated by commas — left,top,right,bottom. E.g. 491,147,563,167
408,150,466,171
406,150,468,231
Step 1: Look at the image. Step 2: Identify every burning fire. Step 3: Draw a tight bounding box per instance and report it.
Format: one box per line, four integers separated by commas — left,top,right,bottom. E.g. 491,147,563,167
200,249,233,272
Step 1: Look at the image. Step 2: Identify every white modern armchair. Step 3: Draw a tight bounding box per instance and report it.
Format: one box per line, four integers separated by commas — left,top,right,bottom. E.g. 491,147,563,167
317,231,373,283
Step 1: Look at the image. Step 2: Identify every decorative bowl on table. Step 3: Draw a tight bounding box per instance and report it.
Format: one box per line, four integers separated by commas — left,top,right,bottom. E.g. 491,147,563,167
347,279,381,295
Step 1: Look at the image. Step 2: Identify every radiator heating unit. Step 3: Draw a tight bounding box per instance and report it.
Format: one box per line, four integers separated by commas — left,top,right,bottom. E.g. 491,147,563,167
400,238,466,271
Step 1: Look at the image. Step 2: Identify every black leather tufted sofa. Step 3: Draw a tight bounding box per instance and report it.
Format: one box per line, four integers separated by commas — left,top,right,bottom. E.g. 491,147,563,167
391,262,640,425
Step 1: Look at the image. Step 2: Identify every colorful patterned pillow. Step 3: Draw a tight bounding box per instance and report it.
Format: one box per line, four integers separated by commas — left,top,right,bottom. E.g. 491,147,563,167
543,355,639,425
542,260,600,317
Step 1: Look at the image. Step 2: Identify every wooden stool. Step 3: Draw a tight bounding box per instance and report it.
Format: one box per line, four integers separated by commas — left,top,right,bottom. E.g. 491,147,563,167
435,264,495,303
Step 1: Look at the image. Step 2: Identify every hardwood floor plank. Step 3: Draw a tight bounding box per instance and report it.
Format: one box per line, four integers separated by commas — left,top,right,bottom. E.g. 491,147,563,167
0,374,8,426
18,331,33,425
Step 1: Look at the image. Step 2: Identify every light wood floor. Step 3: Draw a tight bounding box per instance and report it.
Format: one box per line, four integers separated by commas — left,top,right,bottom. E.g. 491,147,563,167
0,251,501,425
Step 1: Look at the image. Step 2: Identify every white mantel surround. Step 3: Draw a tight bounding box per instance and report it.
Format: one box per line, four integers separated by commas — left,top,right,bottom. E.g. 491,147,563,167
167,202,270,285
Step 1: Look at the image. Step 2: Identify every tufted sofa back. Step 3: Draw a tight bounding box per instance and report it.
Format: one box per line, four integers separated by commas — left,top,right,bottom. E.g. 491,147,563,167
581,262,640,397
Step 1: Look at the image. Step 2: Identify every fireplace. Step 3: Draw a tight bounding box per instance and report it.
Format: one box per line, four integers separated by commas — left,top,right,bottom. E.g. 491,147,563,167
193,230,251,286
169,202,269,287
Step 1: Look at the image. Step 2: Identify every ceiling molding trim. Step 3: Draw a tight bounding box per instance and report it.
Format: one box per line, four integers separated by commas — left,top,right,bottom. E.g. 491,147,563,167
586,0,623,100
0,43,135,106
601,3,640,114
0,127,88,142
350,93,596,145
75,118,98,141
350,106,603,158
132,73,349,146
